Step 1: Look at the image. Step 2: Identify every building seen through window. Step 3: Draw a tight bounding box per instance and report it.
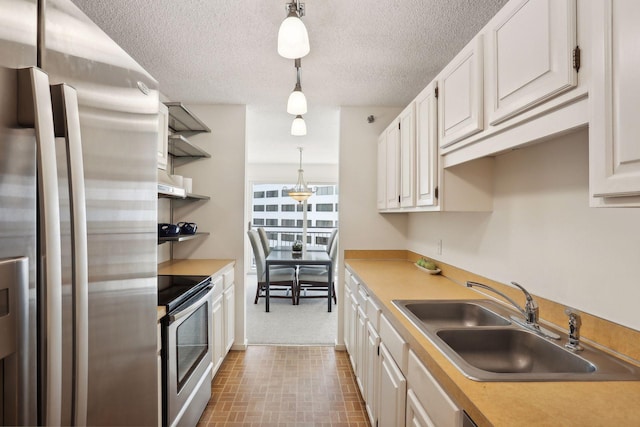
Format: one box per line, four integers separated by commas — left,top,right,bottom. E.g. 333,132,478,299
251,183,338,249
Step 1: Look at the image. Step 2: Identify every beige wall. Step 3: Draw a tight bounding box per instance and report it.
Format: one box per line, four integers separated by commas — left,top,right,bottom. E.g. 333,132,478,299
169,104,247,347
406,129,640,331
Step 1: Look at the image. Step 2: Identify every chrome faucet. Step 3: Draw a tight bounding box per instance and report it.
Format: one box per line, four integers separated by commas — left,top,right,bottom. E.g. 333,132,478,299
564,308,584,351
466,281,560,340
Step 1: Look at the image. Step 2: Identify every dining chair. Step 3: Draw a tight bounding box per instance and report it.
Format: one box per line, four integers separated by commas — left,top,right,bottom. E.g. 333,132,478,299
247,230,297,305
296,234,338,305
257,227,271,255
325,228,338,254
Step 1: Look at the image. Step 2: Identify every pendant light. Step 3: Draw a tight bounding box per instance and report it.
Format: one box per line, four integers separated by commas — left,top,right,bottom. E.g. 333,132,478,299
277,1,310,59
285,147,314,202
291,115,307,136
287,58,307,115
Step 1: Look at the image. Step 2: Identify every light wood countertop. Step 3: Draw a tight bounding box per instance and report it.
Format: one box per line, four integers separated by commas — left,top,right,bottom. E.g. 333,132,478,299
158,258,235,277
345,258,640,427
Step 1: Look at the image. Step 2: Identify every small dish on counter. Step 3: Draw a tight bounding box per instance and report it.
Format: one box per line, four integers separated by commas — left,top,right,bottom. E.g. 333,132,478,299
415,263,441,275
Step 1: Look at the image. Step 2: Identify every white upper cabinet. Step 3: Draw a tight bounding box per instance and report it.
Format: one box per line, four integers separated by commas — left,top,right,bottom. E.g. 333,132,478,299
386,120,401,209
486,0,577,125
415,82,438,207
589,0,640,206
438,36,484,149
399,103,416,208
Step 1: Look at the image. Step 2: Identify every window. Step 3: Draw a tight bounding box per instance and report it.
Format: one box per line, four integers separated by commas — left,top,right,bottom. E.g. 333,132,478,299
316,220,333,227
253,205,264,212
296,204,312,212
316,203,333,212
253,191,265,199
316,186,334,196
282,219,295,227
253,219,264,226
281,233,295,242
281,189,289,197
296,220,312,227
281,204,296,212
266,219,278,226
266,205,278,212
266,190,279,198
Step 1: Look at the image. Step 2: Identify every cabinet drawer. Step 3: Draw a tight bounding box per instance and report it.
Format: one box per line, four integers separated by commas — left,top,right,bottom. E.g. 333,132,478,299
357,284,369,307
408,350,461,427
211,275,223,299
366,297,381,331
380,314,408,374
223,268,234,288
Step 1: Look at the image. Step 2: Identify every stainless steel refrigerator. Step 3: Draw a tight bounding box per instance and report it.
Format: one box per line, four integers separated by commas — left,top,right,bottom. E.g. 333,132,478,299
0,0,159,425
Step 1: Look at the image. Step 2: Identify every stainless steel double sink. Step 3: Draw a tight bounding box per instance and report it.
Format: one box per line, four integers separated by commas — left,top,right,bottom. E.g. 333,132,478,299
393,299,640,381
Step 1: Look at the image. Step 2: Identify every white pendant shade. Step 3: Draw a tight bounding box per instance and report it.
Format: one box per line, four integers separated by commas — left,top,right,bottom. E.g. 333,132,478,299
287,88,307,115
291,115,307,136
277,13,310,59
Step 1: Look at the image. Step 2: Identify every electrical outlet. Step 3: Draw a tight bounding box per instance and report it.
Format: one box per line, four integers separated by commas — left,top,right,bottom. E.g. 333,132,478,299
437,239,442,255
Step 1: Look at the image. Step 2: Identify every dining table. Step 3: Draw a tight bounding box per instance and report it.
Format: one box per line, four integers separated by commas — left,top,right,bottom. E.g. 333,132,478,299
265,248,333,313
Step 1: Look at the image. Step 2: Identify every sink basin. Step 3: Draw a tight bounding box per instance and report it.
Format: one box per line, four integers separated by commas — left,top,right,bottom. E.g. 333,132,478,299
399,300,511,328
392,299,640,381
436,328,595,374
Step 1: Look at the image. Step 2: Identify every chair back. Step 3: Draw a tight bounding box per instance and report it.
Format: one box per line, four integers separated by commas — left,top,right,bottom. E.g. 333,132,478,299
257,227,271,255
328,231,338,265
247,229,266,280
326,229,338,254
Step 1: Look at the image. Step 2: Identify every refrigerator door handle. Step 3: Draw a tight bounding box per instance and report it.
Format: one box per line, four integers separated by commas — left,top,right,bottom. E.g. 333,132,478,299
51,83,89,427
17,67,63,427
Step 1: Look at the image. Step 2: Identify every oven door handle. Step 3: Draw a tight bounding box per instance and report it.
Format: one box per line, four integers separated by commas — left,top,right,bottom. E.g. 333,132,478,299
169,285,214,324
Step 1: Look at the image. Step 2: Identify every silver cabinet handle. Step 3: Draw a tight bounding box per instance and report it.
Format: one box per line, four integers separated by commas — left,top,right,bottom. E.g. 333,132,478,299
51,83,89,426
17,67,62,427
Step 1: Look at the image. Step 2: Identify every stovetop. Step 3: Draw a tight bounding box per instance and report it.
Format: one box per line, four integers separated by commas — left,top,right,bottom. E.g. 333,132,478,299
157,275,211,313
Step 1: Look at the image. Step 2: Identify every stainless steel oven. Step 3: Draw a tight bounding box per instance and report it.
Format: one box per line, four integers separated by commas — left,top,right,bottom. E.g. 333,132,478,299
159,276,214,427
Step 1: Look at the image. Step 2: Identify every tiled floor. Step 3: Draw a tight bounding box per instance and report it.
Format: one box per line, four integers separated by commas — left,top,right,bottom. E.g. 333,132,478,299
197,346,371,427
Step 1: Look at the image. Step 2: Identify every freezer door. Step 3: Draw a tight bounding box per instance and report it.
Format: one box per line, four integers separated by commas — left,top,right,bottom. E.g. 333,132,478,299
43,1,159,426
0,2,39,426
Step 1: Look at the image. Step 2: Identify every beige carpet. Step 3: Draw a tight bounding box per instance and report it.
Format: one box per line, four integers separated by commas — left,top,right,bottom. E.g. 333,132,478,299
245,274,337,345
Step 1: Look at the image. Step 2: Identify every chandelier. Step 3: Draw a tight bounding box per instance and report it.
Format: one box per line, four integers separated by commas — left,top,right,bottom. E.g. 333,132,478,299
285,147,314,202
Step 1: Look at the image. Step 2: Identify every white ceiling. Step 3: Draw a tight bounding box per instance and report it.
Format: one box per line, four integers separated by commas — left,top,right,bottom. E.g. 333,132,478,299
70,0,508,164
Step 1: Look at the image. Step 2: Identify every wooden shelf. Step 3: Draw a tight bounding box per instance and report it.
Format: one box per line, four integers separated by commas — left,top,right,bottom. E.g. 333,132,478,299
158,232,210,245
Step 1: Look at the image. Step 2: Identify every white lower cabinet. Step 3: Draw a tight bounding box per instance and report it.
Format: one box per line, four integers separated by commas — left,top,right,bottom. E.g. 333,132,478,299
364,321,380,426
407,389,435,427
223,268,235,353
355,304,368,394
211,279,224,375
407,350,462,427
378,343,407,427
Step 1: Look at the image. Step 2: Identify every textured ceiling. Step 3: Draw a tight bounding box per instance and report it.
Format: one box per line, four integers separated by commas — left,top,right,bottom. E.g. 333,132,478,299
70,0,508,164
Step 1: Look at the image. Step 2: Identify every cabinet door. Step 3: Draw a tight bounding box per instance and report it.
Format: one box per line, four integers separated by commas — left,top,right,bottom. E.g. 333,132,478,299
589,0,640,202
415,82,439,207
343,285,352,353
355,305,368,394
406,389,436,427
386,120,401,208
378,343,406,427
438,36,483,148
364,322,380,426
157,102,168,170
377,132,387,209
211,294,224,374
487,0,577,125
348,292,359,372
400,103,416,207
223,285,234,353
